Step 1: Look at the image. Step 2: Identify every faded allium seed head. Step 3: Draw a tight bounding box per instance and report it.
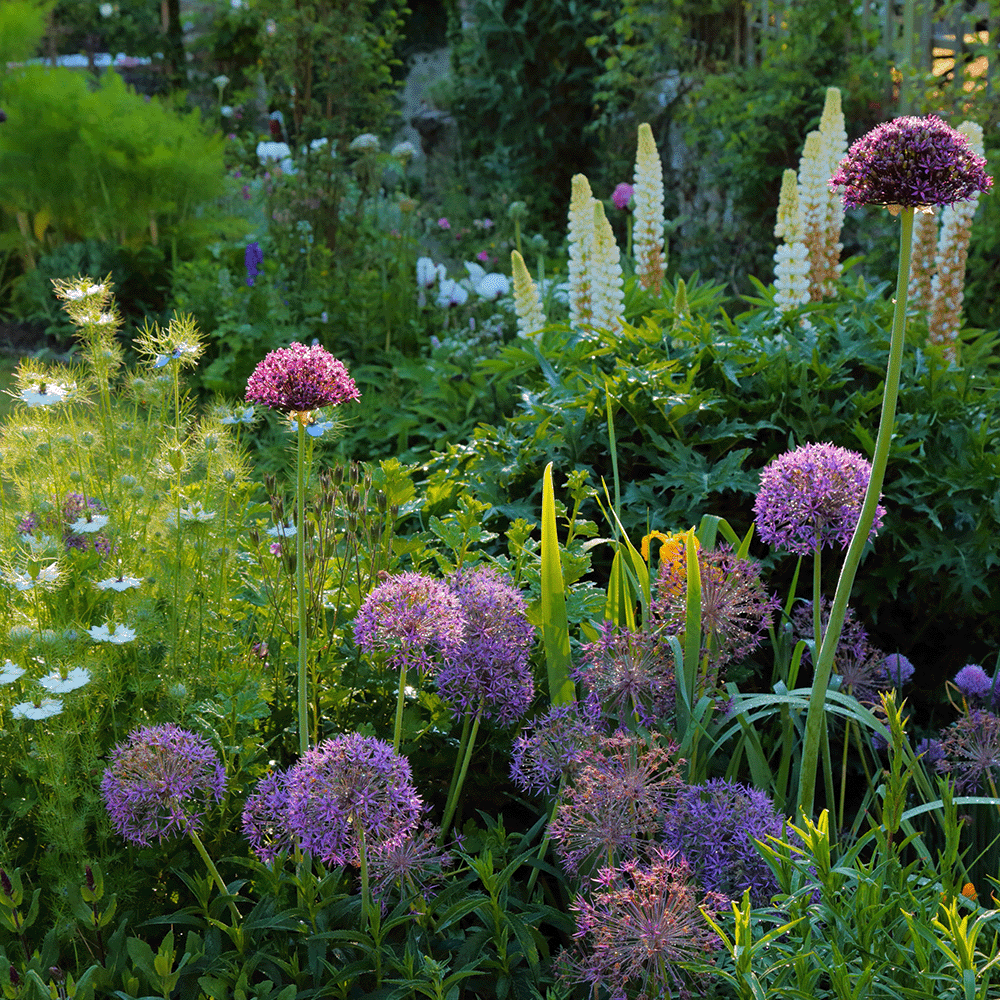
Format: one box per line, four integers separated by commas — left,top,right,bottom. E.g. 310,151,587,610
101,725,226,845
830,114,992,211
937,709,1000,793
754,442,884,555
245,342,360,414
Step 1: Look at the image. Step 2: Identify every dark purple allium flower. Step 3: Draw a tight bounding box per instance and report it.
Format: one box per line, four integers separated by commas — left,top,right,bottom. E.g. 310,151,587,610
916,737,945,766
662,779,784,907
790,598,869,667
574,623,674,727
937,709,1000,793
561,847,722,1000
953,663,993,700
611,182,634,210
245,342,360,414
245,241,264,286
101,725,226,845
754,442,885,555
367,819,454,905
435,566,535,724
353,572,465,675
284,733,422,866
830,114,992,210
549,732,682,875
510,700,604,795
881,653,915,688
835,639,894,705
242,769,293,863
653,546,778,674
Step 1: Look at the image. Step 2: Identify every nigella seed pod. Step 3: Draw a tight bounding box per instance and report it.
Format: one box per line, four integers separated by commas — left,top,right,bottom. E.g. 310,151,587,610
331,465,344,487
347,488,360,510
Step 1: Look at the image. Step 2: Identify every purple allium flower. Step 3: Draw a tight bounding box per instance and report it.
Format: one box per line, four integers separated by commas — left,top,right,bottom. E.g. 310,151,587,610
611,182,634,210
574,623,674,727
549,732,682,875
435,566,535,724
790,598,869,667
937,709,1000,793
510,700,604,795
353,572,465,675
754,442,885,556
245,342,360,414
953,663,993,700
245,241,264,286
284,733,422,866
661,779,784,907
101,725,226,845
830,114,992,210
560,847,722,1000
881,652,915,688
437,217,450,230
367,819,454,906
242,769,293,863
652,546,778,675
916,737,945,766
834,639,894,705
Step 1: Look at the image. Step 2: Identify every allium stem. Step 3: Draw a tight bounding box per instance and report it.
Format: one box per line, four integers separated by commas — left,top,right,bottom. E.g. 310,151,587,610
798,207,914,818
440,705,482,841
186,828,243,942
296,416,309,756
392,660,408,753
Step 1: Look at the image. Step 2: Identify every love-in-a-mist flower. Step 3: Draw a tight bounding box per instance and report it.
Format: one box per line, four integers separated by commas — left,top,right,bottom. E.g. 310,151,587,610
754,442,885,555
246,342,359,414
87,623,136,644
511,250,545,344
101,725,226,845
830,114,992,211
632,123,666,293
11,699,62,720
39,667,90,694
284,733,422,866
568,173,597,329
0,660,25,685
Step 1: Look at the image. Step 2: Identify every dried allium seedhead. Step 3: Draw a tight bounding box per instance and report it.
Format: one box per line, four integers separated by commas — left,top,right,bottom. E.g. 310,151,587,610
937,709,1000,793
246,342,360,414
367,819,454,906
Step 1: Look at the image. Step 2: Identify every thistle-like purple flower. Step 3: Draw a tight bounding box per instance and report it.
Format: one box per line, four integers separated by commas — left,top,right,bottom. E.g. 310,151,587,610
937,709,1000,793
953,663,993,700
510,700,604,795
435,566,535,724
881,652,916,689
754,442,885,555
353,572,466,675
661,779,784,907
830,114,992,210
245,241,264,286
284,733,422,866
101,725,226,845
245,342,360,414
611,182,633,211
367,819,454,905
242,769,294,864
791,598,870,667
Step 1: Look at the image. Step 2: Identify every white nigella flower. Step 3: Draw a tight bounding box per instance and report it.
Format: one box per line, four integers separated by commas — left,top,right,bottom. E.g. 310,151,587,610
511,250,545,344
568,173,597,330
95,313,117,325
436,279,469,308
0,660,26,685
474,272,510,300
349,133,380,153
221,105,234,118
213,74,230,89
39,667,90,694
267,522,297,538
87,623,136,644
11,699,63,720
632,123,666,295
7,564,60,591
256,141,296,175
18,381,73,406
219,406,256,426
416,256,438,289
95,575,142,591
69,514,109,534
168,502,216,526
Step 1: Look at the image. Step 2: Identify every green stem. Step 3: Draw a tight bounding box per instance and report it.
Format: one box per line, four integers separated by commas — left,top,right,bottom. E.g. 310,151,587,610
440,706,482,841
187,828,242,937
812,543,822,654
392,659,408,753
798,207,914,818
296,417,308,756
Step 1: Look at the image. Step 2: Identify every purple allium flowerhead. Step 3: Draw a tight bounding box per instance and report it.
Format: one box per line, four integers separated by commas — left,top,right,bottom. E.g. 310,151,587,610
953,663,993,700
611,182,634,210
574,623,674,728
754,442,885,556
245,342,360,414
790,598,869,667
510,700,604,795
284,733,422,866
830,114,992,211
353,572,465,675
242,769,294,863
652,546,778,675
937,709,1000,793
916,737,945,766
435,566,535,724
881,652,916,689
560,846,723,1000
245,241,264,286
367,818,454,907
548,731,683,876
101,725,226,845
661,779,784,907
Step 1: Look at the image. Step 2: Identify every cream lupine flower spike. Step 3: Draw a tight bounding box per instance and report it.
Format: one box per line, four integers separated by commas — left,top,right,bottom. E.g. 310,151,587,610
773,169,810,314
927,120,985,360
589,201,625,336
632,123,666,294
814,87,847,296
568,173,597,329
908,208,940,311
511,250,546,344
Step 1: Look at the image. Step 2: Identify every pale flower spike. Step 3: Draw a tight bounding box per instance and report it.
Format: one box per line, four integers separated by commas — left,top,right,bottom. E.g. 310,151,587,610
632,123,666,294
511,250,546,344
908,208,940,311
568,174,597,330
588,201,625,336
773,169,810,315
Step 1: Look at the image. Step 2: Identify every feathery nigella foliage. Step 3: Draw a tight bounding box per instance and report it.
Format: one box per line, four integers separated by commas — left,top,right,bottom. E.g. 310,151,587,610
101,725,226,845
245,342,360,414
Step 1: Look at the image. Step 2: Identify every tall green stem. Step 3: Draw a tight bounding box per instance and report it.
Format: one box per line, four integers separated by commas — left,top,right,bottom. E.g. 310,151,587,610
440,705,482,841
392,659,408,752
187,828,243,939
296,417,309,756
798,207,914,818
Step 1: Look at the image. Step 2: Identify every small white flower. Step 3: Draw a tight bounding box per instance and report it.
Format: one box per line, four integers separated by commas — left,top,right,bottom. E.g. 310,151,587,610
391,140,417,161
475,273,511,300
39,667,90,694
436,279,468,308
213,74,230,89
221,105,234,118
11,699,63,720
309,138,329,153
0,660,25,685
95,313,116,325
349,133,380,153
416,256,438,289
22,534,59,555
18,381,72,406
230,0,245,8
87,623,136,644
69,514,109,534
256,140,292,165
7,565,60,591
220,406,256,426
99,2,114,17
180,503,216,523
95,575,142,591
85,283,106,296
267,522,297,538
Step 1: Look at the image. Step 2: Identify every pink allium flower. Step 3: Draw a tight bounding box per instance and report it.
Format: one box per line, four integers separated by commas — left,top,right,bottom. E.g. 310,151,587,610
611,182,634,210
831,114,992,210
246,342,359,414
437,217,451,230
475,250,490,263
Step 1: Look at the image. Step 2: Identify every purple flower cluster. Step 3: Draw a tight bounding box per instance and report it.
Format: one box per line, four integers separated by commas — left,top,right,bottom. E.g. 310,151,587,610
937,709,1000,793
243,734,422,867
245,242,263,286
953,663,994,701
830,114,992,210
435,566,536,724
101,725,226,845
754,442,884,555
882,653,916,689
611,182,633,210
661,779,784,907
367,820,454,905
353,572,466,675
19,493,111,556
245,342,360,414
510,701,604,795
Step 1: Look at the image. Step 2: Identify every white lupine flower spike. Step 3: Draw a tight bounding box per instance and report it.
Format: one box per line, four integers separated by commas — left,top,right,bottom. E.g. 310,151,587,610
511,251,546,344
632,123,666,294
